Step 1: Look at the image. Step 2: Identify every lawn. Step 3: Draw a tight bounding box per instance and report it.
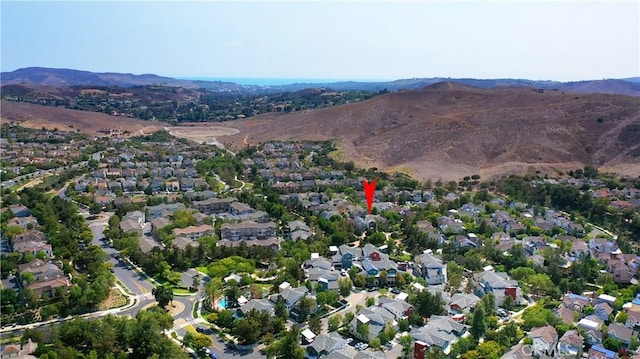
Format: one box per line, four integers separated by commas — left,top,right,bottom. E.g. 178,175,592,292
173,288,193,295
196,266,209,276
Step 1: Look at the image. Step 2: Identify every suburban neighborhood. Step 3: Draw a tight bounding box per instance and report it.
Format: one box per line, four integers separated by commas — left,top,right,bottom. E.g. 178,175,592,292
1,125,640,359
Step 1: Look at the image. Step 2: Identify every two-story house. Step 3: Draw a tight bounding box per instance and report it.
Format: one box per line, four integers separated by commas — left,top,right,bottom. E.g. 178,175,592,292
557,329,584,358
414,252,446,286
472,270,524,306
528,325,558,357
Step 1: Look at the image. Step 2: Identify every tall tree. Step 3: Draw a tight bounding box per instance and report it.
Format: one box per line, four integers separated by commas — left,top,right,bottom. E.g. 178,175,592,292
309,314,322,334
205,278,222,307
357,322,370,341
152,285,173,309
471,305,487,340
400,335,414,359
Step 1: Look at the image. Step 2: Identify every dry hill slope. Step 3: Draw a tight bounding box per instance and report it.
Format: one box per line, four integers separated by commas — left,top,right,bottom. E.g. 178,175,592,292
220,84,640,180
0,100,167,136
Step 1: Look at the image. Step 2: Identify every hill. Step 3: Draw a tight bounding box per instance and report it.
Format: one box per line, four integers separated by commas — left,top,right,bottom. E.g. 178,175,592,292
0,100,167,137
2,67,639,96
217,84,640,180
0,67,246,92
278,78,640,96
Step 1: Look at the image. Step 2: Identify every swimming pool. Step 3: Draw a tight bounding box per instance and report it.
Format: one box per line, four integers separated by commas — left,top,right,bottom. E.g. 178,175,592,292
219,299,226,309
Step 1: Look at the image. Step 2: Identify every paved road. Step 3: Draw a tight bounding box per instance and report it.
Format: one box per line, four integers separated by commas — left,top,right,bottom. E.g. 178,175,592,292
1,159,91,189
87,214,154,296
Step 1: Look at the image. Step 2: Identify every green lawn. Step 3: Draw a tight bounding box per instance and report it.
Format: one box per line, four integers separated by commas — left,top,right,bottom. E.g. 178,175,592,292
196,266,209,276
173,288,193,295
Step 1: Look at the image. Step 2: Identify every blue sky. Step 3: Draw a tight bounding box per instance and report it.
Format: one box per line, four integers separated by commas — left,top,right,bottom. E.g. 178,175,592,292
1,1,638,81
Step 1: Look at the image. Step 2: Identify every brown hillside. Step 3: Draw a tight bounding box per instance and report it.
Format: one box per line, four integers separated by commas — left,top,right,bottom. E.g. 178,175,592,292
218,85,640,180
0,100,167,137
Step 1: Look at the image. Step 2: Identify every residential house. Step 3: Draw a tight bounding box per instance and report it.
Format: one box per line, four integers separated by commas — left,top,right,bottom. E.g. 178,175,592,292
528,325,558,357
501,343,531,359
8,205,30,218
123,210,145,226
7,215,38,229
626,308,640,329
0,339,37,359
449,293,481,315
410,316,466,355
172,225,213,240
12,230,52,258
594,302,614,322
150,217,171,234
555,305,578,324
472,270,524,306
563,293,591,312
557,329,583,358
414,252,446,286
351,306,397,341
269,283,310,314
607,323,634,347
289,220,313,241
577,315,604,345
331,245,362,270
587,345,618,359
306,332,347,359
358,244,398,286
192,197,237,215
18,259,71,298
236,299,275,318
120,219,143,235
172,236,200,250
377,297,414,319
219,221,279,249
147,203,186,220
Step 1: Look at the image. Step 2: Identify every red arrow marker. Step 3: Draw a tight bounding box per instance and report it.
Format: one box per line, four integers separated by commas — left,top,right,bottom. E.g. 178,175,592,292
362,179,377,214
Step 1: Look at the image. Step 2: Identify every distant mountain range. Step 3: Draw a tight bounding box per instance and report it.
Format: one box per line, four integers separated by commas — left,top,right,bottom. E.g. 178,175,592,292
2,67,639,96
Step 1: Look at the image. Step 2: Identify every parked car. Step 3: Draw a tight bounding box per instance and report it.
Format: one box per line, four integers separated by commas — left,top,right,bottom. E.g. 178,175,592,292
391,288,401,294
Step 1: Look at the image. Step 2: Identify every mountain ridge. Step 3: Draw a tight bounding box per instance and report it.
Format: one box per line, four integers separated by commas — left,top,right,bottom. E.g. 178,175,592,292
2,67,639,96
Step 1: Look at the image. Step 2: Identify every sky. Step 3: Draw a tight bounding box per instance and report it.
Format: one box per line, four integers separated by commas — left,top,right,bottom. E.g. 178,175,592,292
1,1,639,81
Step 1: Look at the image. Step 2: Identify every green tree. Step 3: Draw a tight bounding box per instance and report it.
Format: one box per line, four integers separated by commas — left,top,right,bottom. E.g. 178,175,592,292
502,294,515,311
400,335,414,359
191,275,200,289
357,322,370,341
152,285,174,309
309,314,322,334
267,326,305,359
366,296,376,307
225,280,241,308
275,297,288,320
205,278,222,307
233,318,261,344
338,277,352,297
370,338,381,350
343,312,355,328
328,314,342,332
471,305,487,340
297,296,315,322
